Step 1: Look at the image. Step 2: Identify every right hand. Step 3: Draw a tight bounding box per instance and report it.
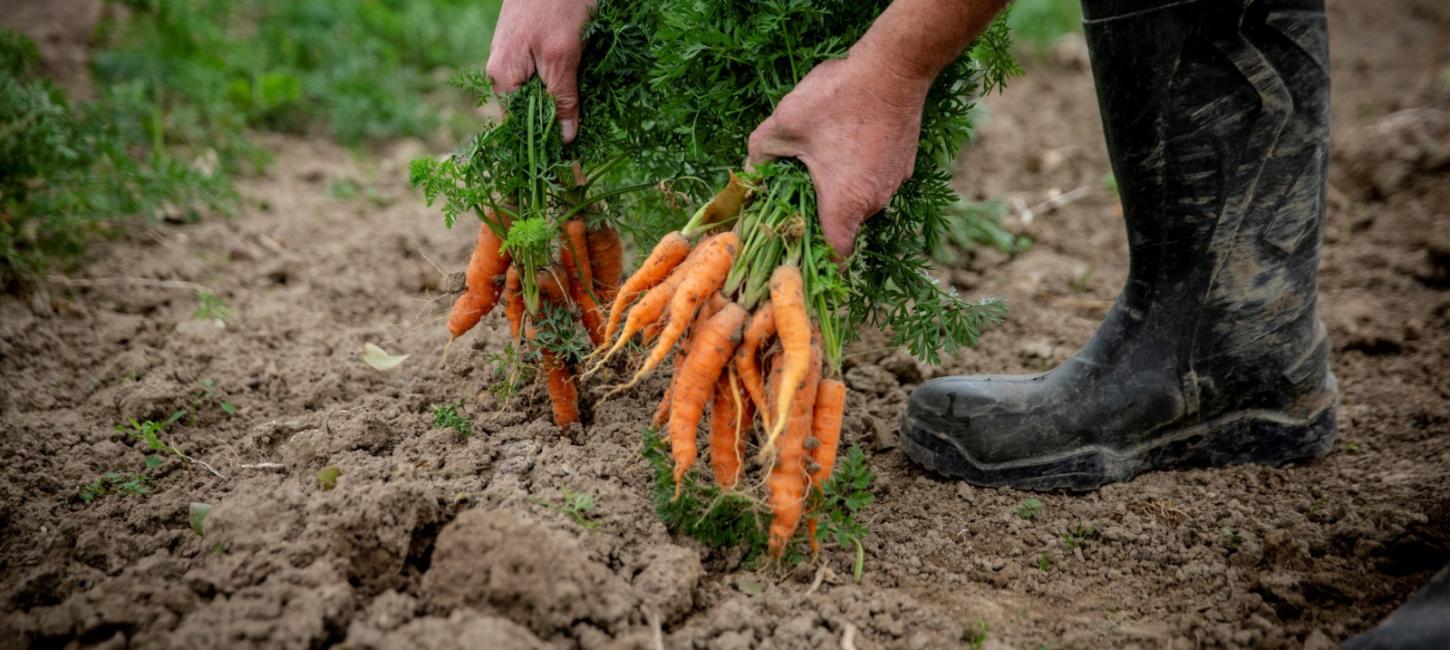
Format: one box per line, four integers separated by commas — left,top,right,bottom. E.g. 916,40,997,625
486,0,597,142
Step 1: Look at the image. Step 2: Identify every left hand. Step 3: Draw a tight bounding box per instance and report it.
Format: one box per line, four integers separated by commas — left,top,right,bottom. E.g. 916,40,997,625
747,48,930,257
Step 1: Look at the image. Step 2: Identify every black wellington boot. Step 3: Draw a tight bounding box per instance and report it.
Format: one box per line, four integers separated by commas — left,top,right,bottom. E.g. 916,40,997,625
900,0,1340,491
1340,563,1450,650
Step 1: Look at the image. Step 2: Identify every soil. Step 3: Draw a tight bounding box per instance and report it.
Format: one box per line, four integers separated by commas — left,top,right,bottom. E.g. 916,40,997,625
3,1,1449,648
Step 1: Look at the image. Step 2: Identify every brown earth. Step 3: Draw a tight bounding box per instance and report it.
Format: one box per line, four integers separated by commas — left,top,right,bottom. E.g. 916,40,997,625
3,1,1449,648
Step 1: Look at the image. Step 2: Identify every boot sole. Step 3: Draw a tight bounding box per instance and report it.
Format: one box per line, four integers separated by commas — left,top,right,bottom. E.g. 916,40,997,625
900,373,1339,492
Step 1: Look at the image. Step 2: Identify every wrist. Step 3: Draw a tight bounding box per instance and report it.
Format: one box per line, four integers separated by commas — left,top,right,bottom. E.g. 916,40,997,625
847,38,934,107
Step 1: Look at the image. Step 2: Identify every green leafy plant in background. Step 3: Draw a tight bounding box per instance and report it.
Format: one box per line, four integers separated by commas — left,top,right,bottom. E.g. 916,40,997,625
931,199,1033,267
1006,0,1084,52
3,0,504,286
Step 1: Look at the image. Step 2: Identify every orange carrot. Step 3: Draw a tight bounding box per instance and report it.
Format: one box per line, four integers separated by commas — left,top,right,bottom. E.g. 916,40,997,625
762,265,808,452
559,230,605,346
586,223,623,304
734,303,776,428
667,302,748,494
708,368,754,489
448,221,509,339
504,266,523,344
804,376,846,555
626,232,738,389
809,378,846,490
600,231,691,348
538,265,570,307
527,322,579,429
766,338,821,557
594,260,689,368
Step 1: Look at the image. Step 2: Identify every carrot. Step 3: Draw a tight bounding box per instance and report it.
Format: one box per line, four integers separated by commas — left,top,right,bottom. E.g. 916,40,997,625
504,266,523,344
447,221,509,339
766,337,821,558
667,302,747,494
586,223,623,304
600,231,691,349
734,303,776,428
804,376,845,555
652,385,673,428
592,258,690,371
808,378,846,490
527,322,579,429
761,265,809,454
538,265,570,307
559,229,605,346
624,232,738,389
708,368,754,489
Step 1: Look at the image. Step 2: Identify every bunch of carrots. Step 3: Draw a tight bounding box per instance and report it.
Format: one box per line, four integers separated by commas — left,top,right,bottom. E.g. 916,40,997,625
582,173,847,558
446,212,623,429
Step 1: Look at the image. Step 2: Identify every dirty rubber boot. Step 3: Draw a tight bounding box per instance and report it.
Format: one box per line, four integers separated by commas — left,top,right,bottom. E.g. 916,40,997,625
1340,563,1450,650
900,0,1340,491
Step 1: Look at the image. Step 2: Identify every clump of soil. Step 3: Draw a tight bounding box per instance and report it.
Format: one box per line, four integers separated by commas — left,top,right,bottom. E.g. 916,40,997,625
3,1,1449,648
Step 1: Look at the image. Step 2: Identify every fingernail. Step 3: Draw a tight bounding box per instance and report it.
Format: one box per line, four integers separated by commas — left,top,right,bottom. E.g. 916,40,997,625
561,118,578,142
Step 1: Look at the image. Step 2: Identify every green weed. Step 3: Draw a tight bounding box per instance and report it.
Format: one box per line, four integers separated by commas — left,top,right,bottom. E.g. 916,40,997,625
538,487,600,529
1038,552,1054,571
1017,497,1043,520
195,378,238,416
431,401,472,436
192,288,231,321
75,471,149,503
1061,522,1096,550
964,620,990,650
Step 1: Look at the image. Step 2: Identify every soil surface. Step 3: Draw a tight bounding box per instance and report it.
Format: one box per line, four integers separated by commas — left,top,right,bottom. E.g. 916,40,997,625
3,1,1449,648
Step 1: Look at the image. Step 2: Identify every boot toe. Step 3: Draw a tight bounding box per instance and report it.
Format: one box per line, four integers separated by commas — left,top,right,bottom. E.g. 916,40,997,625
902,374,1057,474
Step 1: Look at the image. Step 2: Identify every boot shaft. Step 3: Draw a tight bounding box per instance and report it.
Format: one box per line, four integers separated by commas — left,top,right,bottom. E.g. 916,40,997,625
1081,0,1332,411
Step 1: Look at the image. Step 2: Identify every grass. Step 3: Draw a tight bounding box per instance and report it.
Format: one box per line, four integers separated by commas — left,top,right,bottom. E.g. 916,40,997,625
1061,522,1096,550
2,0,503,286
536,487,601,529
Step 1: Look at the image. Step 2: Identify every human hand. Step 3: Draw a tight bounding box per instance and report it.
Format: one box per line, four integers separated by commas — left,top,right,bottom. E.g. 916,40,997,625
747,48,930,256
486,0,598,142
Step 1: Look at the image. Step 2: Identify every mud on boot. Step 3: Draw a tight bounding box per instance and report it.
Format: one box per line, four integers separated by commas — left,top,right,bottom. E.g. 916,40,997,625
901,0,1340,491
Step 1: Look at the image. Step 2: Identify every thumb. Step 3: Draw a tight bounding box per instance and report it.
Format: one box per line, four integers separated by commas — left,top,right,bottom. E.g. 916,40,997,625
746,115,802,168
540,59,581,143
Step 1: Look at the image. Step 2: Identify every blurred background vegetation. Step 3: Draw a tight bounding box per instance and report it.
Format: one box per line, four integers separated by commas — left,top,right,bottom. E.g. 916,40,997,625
0,0,1079,288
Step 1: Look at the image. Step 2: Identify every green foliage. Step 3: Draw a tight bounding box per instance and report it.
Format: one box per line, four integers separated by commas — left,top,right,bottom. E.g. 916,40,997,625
194,378,238,416
484,343,532,402
192,288,231,321
1,28,234,285
1060,522,1096,550
1017,497,1043,520
432,401,472,436
964,620,990,650
1037,552,1054,571
538,487,601,529
931,199,1032,266
116,410,187,467
96,0,501,144
4,1,501,284
75,471,149,504
1006,0,1083,52
642,426,771,557
642,427,876,571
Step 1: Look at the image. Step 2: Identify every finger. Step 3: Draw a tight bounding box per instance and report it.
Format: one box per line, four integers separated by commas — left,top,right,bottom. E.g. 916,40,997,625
539,58,582,143
807,165,872,258
486,47,535,95
746,116,803,167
